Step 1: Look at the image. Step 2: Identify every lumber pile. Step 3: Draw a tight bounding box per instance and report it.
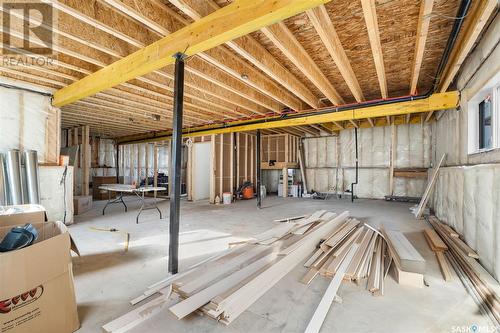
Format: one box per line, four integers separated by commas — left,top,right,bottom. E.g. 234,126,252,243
428,216,500,326
103,211,428,332
423,227,452,281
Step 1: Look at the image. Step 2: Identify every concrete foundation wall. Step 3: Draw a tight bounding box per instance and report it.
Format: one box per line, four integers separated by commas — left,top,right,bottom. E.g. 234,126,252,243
430,15,500,279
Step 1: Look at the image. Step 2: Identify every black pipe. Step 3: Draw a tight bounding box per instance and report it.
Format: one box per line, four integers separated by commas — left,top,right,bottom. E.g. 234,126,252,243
256,130,261,209
432,0,472,92
168,53,185,274
350,127,358,202
118,0,470,147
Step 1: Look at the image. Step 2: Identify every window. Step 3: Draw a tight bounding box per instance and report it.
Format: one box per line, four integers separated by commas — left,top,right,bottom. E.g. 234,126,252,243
478,97,492,149
467,71,500,155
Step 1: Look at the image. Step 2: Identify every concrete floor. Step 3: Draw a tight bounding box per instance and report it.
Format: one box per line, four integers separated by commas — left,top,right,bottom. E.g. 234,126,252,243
70,195,491,333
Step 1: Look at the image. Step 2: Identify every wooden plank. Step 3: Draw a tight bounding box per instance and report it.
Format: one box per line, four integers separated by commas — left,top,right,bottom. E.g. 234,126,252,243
261,22,344,105
103,286,172,333
385,230,426,274
216,212,350,324
169,252,279,319
306,5,364,102
361,0,387,98
436,251,453,282
424,228,448,251
304,244,359,333
52,0,330,107
414,153,446,219
410,0,434,95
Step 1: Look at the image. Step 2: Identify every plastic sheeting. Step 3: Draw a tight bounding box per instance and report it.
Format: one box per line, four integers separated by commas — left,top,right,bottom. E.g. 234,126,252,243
119,144,169,184
0,85,60,164
432,165,500,280
303,123,431,199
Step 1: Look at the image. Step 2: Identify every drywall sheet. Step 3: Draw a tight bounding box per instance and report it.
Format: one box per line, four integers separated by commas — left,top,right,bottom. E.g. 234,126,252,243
432,165,500,279
0,85,60,163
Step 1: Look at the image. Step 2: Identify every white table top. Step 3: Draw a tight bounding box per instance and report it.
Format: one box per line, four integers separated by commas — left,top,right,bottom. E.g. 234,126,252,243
99,184,167,192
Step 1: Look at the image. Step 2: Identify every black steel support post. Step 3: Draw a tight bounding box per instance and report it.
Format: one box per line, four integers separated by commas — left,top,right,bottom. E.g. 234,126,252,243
116,144,120,184
168,53,185,274
256,130,261,209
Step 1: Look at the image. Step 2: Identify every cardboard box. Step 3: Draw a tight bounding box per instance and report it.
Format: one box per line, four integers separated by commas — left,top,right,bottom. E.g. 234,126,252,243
0,204,47,227
92,176,117,200
0,221,80,333
73,196,93,215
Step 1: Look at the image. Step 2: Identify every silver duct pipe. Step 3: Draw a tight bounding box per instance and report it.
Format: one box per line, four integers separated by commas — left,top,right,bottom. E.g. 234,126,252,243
24,150,40,204
5,149,23,205
0,153,8,205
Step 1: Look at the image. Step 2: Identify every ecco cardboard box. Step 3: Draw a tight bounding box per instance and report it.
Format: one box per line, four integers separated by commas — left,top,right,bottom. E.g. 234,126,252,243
73,196,92,215
0,221,80,333
0,205,47,227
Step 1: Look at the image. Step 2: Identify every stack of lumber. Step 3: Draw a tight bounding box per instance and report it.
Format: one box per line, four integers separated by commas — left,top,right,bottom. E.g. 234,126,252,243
104,210,350,332
423,227,452,281
380,226,426,288
300,220,389,297
428,216,500,326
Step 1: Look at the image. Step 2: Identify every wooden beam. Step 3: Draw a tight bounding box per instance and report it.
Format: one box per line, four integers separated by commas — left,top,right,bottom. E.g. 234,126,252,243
367,118,374,127
361,0,388,98
306,5,364,102
261,22,344,105
169,0,320,109
116,92,459,143
348,119,359,128
410,0,434,95
438,0,497,92
82,125,90,196
52,0,330,106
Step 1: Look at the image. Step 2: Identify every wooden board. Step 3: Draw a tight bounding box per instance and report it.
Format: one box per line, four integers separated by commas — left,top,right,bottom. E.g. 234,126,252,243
414,153,446,219
436,251,453,282
385,229,426,274
424,228,448,251
304,244,359,333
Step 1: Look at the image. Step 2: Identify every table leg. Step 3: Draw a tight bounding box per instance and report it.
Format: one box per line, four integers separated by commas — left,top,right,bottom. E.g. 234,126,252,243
136,191,145,224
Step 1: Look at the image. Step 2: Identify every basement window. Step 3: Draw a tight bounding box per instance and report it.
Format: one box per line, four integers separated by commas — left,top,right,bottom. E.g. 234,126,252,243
478,97,492,150
468,72,500,154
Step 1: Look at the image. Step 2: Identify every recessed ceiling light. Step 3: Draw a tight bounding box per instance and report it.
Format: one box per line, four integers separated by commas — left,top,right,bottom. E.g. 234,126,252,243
241,73,248,80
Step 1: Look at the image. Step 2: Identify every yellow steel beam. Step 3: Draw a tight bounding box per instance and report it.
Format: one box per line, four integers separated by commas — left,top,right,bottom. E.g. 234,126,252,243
52,0,330,107
116,91,459,144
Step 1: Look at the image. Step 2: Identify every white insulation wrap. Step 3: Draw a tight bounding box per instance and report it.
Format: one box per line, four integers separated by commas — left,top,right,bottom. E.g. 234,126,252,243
432,165,500,280
39,165,74,225
304,123,431,199
119,144,169,184
0,84,60,164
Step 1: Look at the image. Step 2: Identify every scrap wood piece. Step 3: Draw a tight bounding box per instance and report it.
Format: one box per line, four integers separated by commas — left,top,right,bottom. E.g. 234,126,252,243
169,252,279,320
215,212,350,325
303,244,359,333
324,219,359,247
103,286,172,333
436,251,453,281
292,211,332,235
301,267,320,285
274,215,307,223
428,217,478,259
414,153,446,219
384,228,426,274
424,228,448,251
177,245,272,296
345,229,375,280
304,248,324,268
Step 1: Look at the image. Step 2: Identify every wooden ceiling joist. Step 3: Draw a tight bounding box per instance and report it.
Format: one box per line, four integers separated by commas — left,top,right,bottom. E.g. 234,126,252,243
261,22,344,106
306,5,365,102
168,0,320,109
102,0,305,112
410,0,434,95
438,0,497,92
51,0,330,107
361,0,388,98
